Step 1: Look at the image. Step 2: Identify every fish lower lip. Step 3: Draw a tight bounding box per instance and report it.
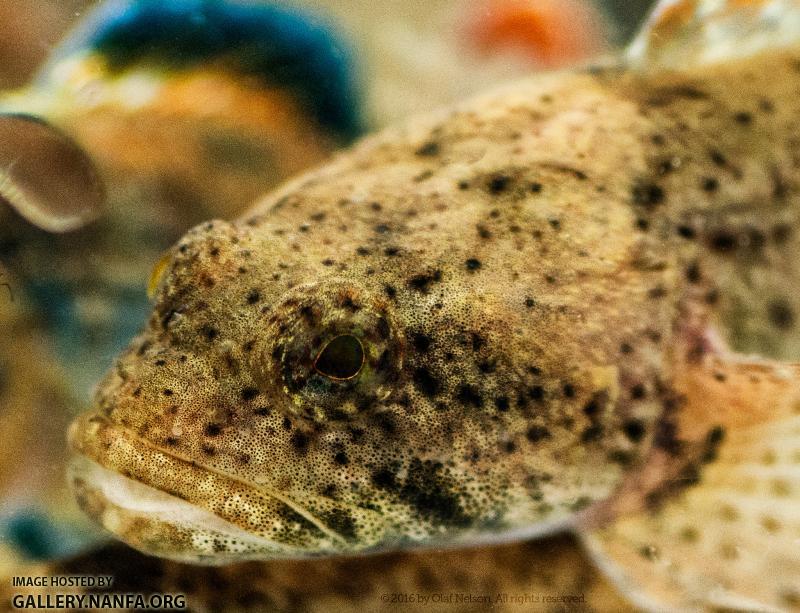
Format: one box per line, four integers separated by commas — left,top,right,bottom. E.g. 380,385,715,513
68,454,282,564
67,412,347,562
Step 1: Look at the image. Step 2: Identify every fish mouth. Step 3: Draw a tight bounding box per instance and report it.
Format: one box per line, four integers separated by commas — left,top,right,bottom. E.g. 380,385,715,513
68,412,349,564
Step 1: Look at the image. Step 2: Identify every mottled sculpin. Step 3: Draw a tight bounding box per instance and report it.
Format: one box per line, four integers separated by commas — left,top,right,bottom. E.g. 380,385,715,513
62,1,800,611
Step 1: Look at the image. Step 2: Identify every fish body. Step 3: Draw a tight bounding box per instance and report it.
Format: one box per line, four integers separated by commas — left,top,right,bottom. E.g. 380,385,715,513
65,2,800,610
1,0,798,611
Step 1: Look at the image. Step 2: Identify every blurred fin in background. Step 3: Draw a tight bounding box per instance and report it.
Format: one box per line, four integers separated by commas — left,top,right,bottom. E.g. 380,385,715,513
0,113,105,233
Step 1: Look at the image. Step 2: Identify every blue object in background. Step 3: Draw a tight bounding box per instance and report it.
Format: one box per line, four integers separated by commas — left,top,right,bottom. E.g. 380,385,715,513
52,0,364,142
3,510,88,560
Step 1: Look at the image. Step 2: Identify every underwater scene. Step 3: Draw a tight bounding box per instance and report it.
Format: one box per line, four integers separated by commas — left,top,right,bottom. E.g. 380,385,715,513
1,0,799,611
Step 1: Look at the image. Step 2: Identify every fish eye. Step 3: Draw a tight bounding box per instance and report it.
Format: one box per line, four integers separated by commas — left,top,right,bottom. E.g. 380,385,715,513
314,334,365,380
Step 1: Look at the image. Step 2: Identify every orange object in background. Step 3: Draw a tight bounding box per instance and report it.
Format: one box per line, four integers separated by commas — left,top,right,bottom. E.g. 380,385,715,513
465,0,610,67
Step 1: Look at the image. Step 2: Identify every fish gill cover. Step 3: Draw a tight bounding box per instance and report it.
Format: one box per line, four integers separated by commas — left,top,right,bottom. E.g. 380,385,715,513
66,0,364,141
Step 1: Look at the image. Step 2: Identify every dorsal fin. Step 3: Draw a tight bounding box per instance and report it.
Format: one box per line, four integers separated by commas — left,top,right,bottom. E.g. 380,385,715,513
627,0,800,69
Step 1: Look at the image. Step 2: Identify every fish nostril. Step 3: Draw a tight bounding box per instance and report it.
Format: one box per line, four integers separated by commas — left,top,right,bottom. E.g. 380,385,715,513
314,335,364,380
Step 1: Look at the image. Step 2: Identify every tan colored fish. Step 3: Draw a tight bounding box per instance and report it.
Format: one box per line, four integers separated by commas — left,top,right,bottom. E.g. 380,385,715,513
65,1,800,610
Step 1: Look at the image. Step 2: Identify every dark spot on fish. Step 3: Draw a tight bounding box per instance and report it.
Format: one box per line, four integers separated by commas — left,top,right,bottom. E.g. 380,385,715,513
413,367,441,397
204,423,222,437
701,425,726,464
581,425,604,443
416,141,440,157
686,262,700,283
708,230,737,252
465,258,481,271
709,149,727,166
320,509,357,540
623,419,646,443
771,223,792,244
411,332,432,353
526,426,551,442
400,459,471,527
470,333,485,351
290,431,309,453
488,175,511,194
528,385,544,401
408,270,441,292
241,387,258,401
647,84,708,105
478,359,496,374
372,468,396,489
759,98,775,112
456,384,483,408
632,181,664,208
654,419,682,456
768,299,795,329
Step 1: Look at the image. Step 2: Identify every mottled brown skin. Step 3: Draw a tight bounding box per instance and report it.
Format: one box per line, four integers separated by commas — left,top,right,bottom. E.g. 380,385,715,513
68,45,800,570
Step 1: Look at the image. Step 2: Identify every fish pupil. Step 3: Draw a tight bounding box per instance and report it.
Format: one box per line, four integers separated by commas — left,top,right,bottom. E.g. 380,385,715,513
314,334,364,380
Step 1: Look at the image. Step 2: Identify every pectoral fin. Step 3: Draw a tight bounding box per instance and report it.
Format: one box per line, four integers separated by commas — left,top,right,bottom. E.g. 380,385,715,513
582,354,800,611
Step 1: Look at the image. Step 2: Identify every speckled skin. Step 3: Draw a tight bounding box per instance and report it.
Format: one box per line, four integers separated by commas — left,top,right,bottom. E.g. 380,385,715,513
66,45,800,568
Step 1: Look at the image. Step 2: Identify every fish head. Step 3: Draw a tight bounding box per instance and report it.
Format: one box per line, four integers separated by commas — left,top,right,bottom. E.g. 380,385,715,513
68,81,677,563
